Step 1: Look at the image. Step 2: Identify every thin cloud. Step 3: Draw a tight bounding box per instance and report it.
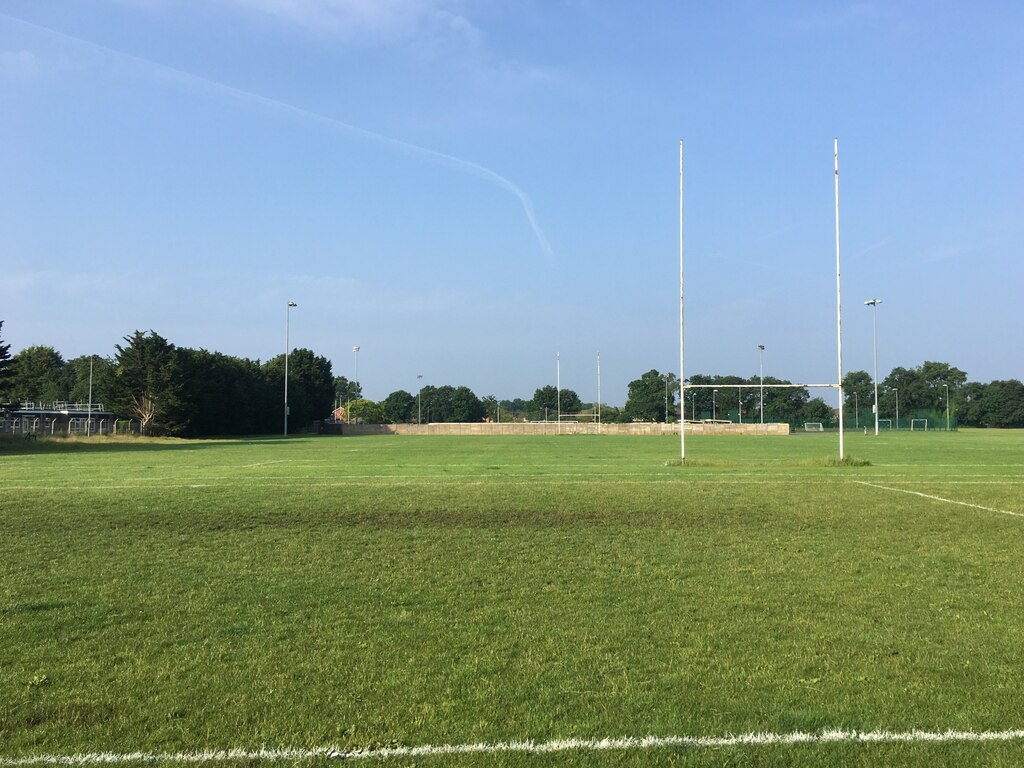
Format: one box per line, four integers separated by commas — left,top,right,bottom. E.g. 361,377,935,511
219,0,482,47
0,12,554,260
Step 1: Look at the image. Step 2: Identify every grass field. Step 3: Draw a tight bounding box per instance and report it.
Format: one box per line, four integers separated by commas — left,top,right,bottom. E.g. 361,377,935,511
2,430,1023,766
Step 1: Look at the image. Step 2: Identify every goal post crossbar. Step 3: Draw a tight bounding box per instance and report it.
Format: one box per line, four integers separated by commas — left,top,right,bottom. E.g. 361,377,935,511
682,384,839,390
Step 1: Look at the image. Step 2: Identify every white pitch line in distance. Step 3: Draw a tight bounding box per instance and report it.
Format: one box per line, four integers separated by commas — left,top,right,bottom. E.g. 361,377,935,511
4,728,1024,765
854,481,1024,518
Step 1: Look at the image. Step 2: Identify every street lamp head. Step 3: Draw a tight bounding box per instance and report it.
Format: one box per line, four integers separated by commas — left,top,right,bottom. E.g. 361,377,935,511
353,346,360,353
288,301,297,307
864,299,882,306
757,344,765,351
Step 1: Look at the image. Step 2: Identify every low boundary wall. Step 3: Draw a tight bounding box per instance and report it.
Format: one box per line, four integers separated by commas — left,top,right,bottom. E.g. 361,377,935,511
341,422,790,437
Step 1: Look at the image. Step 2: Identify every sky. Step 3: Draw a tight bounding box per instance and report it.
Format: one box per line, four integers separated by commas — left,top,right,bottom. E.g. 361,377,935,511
1,1,1022,405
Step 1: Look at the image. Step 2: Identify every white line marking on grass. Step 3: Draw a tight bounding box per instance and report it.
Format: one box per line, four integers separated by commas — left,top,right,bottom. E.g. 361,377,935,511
4,729,1024,765
241,460,293,468
855,481,1024,518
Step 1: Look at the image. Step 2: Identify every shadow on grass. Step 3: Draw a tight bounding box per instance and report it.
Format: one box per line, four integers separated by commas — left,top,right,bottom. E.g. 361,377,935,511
0,434,330,456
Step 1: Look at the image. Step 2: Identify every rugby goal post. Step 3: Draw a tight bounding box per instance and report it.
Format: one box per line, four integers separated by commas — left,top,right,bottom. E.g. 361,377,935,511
677,139,847,463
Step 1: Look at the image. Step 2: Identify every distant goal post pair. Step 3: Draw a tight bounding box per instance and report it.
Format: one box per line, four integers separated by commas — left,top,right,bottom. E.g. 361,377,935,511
682,383,840,427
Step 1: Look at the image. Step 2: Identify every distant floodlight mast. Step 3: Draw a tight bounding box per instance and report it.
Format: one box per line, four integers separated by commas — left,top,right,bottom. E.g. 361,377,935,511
353,346,360,424
417,374,423,424
284,300,297,436
757,344,765,424
944,383,950,431
865,299,882,435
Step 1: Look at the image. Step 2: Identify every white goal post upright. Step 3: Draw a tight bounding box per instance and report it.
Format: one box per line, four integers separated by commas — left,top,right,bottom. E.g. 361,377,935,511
834,138,846,461
679,139,686,464
678,139,846,463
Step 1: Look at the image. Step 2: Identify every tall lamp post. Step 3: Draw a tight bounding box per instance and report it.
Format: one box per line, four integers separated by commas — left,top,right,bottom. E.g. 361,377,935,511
757,344,765,424
352,346,360,425
284,301,297,436
944,383,950,431
865,299,882,435
712,389,718,421
417,374,423,424
894,387,899,430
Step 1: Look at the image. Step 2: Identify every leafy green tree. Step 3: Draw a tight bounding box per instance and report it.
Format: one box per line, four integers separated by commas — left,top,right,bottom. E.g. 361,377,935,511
624,370,669,422
349,398,385,424
960,380,1024,427
382,390,416,423
66,356,116,407
0,321,12,403
801,397,835,425
334,375,361,406
760,377,809,424
881,361,967,414
842,370,874,424
500,398,527,417
481,395,499,422
8,345,68,404
528,385,583,419
419,385,485,422
111,330,184,435
264,349,334,430
178,349,272,436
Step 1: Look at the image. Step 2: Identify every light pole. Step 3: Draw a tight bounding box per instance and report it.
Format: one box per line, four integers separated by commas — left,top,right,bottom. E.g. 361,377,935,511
894,387,899,430
865,299,882,435
417,374,423,424
944,383,950,431
284,300,297,436
352,346,360,424
758,344,765,424
738,386,742,424
665,375,670,422
86,355,94,437
712,389,718,421
854,391,859,429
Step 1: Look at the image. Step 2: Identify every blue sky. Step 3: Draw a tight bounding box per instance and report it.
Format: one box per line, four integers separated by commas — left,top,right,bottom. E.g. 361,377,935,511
2,1,1021,404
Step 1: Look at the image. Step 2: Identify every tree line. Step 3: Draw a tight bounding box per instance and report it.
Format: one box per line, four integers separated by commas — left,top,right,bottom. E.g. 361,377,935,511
1,322,1022,434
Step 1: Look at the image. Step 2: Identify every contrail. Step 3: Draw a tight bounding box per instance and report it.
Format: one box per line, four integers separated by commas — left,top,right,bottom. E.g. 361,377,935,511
1,13,554,258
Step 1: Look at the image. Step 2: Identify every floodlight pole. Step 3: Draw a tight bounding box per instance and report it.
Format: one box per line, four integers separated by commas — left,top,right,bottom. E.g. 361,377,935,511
284,300,297,436
712,389,718,421
865,299,882,435
758,344,765,424
894,388,899,429
679,139,685,463
353,346,360,425
944,383,950,431
417,374,423,424
87,356,94,437
596,352,602,433
556,352,561,435
834,138,845,460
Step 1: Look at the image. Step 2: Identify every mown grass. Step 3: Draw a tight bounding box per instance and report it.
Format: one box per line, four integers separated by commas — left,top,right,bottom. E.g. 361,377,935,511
1,430,1023,766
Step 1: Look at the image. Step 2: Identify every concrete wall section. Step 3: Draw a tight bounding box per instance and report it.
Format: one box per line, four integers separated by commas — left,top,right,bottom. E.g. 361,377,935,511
342,422,790,436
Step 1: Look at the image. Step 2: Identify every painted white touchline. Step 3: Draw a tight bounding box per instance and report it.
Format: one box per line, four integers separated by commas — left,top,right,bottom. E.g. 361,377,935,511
241,460,292,468
4,729,1024,765
855,481,1024,518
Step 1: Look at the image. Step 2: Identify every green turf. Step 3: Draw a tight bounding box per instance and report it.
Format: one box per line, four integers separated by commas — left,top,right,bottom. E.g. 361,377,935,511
1,430,1023,766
